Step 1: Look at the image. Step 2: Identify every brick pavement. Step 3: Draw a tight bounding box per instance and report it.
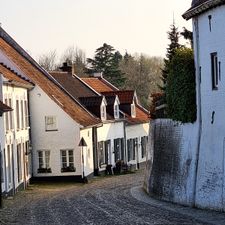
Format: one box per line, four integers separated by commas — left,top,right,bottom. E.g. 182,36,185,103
0,170,224,225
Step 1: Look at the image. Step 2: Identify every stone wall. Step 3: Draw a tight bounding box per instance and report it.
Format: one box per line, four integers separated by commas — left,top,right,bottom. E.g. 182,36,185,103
144,119,199,206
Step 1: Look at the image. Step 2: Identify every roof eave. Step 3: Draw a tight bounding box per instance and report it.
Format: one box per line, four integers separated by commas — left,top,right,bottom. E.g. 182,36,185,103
4,80,34,89
183,0,225,20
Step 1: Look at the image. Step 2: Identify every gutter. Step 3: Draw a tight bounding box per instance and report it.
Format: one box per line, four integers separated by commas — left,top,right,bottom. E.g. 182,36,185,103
183,0,225,20
193,18,202,207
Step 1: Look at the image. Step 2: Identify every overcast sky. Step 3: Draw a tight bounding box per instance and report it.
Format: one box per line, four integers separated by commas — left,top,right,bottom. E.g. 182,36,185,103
0,0,192,60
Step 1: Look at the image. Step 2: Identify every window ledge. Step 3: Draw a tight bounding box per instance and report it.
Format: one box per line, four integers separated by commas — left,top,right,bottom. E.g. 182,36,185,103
61,167,76,173
37,168,52,173
45,129,58,132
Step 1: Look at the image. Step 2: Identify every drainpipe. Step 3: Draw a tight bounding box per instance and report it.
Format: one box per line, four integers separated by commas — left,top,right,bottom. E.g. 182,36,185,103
0,74,3,207
123,121,127,163
0,151,2,208
193,17,202,207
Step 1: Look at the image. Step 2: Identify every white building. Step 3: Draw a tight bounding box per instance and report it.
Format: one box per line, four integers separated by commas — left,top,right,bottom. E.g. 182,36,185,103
0,65,33,196
81,77,150,170
144,0,225,212
0,27,101,181
183,0,225,211
50,68,150,174
0,99,12,197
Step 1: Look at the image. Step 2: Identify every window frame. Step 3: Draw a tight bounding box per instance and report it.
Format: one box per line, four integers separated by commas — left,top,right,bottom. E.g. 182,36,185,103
17,143,22,183
114,103,119,119
100,105,106,121
45,116,58,131
141,136,148,158
60,149,75,172
98,141,109,166
211,52,218,90
37,150,51,173
16,100,20,130
131,103,136,118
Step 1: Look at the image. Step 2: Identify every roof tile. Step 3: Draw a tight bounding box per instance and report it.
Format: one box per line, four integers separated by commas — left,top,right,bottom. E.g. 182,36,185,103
0,38,100,127
0,63,33,86
81,77,116,92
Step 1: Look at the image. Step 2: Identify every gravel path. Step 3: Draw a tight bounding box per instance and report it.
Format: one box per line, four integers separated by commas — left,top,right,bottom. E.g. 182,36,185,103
0,170,225,225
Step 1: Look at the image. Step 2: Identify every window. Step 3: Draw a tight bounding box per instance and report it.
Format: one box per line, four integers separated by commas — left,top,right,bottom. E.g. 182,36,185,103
45,116,57,131
60,150,75,172
211,52,218,90
114,104,119,119
0,152,4,184
141,136,148,158
98,141,109,166
38,150,51,173
114,138,124,162
4,98,9,131
208,15,212,32
7,145,12,186
17,144,22,182
25,142,30,177
21,100,24,129
24,100,29,127
127,138,137,161
101,105,106,120
131,104,136,118
16,100,20,129
8,98,13,129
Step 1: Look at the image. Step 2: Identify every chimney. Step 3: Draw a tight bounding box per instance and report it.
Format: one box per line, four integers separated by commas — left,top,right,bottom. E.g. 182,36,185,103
60,62,72,73
72,62,75,75
93,72,103,78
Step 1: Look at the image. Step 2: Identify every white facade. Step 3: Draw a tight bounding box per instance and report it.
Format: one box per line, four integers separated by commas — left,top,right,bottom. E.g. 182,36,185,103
145,3,225,212
29,86,94,178
126,123,149,167
97,121,124,170
1,80,31,195
192,5,225,211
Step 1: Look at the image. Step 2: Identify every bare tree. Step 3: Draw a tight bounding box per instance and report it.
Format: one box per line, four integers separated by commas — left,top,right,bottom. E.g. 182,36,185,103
38,50,57,71
60,46,87,77
119,53,163,108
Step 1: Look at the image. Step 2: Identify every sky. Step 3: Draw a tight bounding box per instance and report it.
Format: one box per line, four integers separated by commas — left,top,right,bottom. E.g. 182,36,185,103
0,0,192,61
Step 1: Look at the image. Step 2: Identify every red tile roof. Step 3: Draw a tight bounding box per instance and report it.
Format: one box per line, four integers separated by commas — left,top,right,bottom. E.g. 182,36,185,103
102,90,135,104
0,35,100,127
0,63,33,87
50,72,98,99
82,78,150,124
126,105,150,124
81,77,117,92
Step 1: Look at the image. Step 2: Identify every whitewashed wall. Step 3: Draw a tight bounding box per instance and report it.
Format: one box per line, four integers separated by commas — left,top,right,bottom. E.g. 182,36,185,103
144,119,199,206
0,116,5,193
192,5,225,211
80,128,94,177
97,121,124,167
126,123,149,166
0,74,5,193
2,83,30,194
29,86,94,177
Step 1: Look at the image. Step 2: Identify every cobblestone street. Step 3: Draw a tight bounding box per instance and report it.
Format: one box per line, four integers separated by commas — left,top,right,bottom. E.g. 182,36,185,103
1,170,225,225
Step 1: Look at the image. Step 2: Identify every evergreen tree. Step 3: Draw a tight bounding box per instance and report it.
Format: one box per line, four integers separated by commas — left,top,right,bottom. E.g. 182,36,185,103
166,47,196,123
87,43,125,88
161,24,181,93
180,27,193,48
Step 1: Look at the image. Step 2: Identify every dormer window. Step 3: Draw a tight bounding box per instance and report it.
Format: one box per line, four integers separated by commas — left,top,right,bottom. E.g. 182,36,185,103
131,103,136,118
101,105,106,120
114,104,119,119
